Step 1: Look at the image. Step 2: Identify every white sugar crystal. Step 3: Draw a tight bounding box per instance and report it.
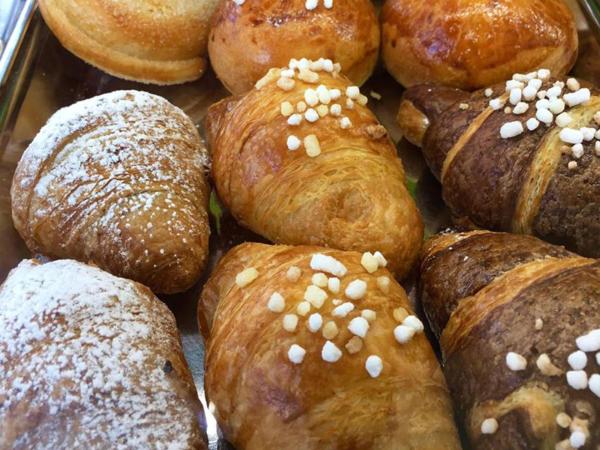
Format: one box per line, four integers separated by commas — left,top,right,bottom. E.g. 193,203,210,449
288,344,306,364
576,329,600,352
560,128,584,145
566,370,588,390
564,88,591,107
555,112,572,128
307,313,323,332
287,135,301,151
345,279,367,300
236,268,258,287
327,277,340,293
304,285,327,308
361,252,379,273
348,317,369,338
267,292,285,312
394,325,415,344
481,418,499,434
283,314,299,332
403,315,424,332
506,352,527,371
286,266,302,282
310,253,347,277
500,121,524,139
568,351,588,370
365,355,383,378
332,302,354,318
526,118,540,131
311,273,328,288
321,341,342,362
361,309,376,322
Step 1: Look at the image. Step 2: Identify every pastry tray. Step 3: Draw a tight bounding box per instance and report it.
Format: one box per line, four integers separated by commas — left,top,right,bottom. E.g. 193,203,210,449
0,2,597,448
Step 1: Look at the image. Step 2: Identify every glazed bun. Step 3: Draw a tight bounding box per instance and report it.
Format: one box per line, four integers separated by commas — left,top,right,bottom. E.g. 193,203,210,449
38,0,219,85
381,0,578,90
208,0,380,94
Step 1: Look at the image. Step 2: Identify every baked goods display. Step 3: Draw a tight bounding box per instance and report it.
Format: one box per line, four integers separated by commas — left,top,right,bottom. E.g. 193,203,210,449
419,230,600,449
206,61,423,277
398,70,600,258
3,0,600,447
11,90,210,294
199,242,461,449
0,258,206,449
38,0,219,84
381,0,578,90
208,0,380,94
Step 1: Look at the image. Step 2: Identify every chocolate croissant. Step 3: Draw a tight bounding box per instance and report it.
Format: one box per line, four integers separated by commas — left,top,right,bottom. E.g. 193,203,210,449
206,62,423,277
199,242,461,449
398,71,600,257
11,90,210,294
419,230,600,449
0,259,206,449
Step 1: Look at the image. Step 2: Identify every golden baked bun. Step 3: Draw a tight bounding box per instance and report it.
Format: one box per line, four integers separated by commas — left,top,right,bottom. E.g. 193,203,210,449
381,0,578,90
206,63,423,278
11,90,210,294
199,242,462,450
208,0,380,94
38,0,219,84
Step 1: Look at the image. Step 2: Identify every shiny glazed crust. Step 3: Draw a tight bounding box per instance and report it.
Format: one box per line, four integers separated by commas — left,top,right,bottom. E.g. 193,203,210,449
397,79,600,258
419,230,600,449
11,91,210,294
206,69,423,278
208,0,380,94
381,0,578,90
0,259,206,449
200,242,461,450
38,0,219,84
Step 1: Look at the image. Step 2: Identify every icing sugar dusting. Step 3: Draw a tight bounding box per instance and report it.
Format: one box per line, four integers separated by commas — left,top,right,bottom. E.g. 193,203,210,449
12,90,210,292
0,259,204,448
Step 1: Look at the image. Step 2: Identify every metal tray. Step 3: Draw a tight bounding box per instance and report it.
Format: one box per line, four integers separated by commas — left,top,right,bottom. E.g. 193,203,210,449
0,2,598,448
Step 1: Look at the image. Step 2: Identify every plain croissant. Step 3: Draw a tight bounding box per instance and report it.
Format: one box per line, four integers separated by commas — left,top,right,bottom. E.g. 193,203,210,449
199,242,461,449
11,90,210,294
419,230,600,449
0,259,206,449
206,62,423,278
397,73,600,258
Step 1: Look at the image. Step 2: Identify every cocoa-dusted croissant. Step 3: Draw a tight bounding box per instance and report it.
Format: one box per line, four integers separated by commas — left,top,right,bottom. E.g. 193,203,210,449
206,62,423,277
199,242,461,449
208,0,380,94
39,0,219,84
419,230,600,449
11,90,210,294
397,71,600,257
381,0,578,90
0,259,206,449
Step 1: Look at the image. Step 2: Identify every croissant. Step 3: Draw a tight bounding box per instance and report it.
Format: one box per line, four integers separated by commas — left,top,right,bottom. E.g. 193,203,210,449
38,0,219,84
397,71,600,257
381,0,578,90
419,230,600,449
198,242,461,449
206,62,423,277
208,0,380,94
0,259,206,449
11,90,210,294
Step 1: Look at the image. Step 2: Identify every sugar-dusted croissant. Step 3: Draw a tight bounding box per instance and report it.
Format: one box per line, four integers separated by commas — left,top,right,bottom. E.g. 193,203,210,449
381,0,578,90
419,230,600,449
208,0,380,94
397,71,600,257
39,0,219,84
206,62,423,277
0,259,206,449
199,242,461,449
11,90,210,294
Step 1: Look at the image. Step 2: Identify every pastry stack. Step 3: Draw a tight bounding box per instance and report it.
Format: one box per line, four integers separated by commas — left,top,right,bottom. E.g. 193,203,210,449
1,0,599,449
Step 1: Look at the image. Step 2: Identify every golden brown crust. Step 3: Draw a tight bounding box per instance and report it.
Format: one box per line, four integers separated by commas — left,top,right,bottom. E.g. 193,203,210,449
208,0,380,94
0,259,206,449
11,91,210,294
381,0,578,90
419,231,600,448
38,0,219,85
206,68,423,277
200,242,461,450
